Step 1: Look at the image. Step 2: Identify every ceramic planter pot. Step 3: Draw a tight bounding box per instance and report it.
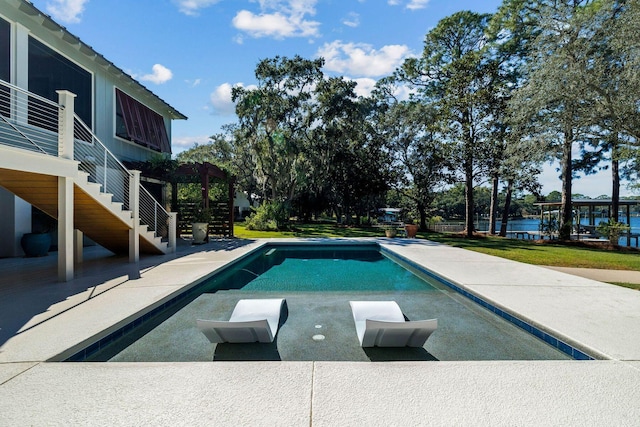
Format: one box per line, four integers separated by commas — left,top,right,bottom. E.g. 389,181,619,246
192,222,209,244
384,228,397,238
20,232,51,257
405,224,419,238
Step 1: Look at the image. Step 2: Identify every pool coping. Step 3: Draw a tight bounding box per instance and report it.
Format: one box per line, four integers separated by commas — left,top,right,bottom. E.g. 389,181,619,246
3,237,640,363
382,247,595,360
68,240,592,362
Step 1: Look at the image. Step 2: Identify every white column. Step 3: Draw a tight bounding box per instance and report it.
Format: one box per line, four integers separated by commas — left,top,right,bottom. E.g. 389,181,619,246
57,90,76,160
14,24,29,126
168,212,177,253
58,176,74,282
129,170,140,263
55,89,77,281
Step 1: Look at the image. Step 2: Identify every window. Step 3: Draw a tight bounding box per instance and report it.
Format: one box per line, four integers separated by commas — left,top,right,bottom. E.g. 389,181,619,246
115,88,170,153
28,36,92,128
0,17,10,117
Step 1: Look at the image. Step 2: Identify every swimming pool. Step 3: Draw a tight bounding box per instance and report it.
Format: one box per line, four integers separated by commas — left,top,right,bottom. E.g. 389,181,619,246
70,243,576,362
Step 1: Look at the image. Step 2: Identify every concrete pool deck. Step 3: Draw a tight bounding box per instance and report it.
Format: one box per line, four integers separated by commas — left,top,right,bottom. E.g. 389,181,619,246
1,238,639,425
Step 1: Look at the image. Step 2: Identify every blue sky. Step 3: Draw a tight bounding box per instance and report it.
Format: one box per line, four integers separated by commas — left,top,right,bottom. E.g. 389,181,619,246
30,0,629,198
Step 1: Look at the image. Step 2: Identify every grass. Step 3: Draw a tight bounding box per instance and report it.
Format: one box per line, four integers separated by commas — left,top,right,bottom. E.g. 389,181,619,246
234,223,382,239
233,222,640,290
423,232,640,270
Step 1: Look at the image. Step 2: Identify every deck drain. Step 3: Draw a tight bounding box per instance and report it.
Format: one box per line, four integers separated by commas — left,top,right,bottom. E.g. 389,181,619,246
312,334,325,341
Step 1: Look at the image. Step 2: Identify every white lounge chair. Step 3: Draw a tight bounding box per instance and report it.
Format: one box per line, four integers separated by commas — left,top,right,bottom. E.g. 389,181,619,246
197,298,285,343
349,300,437,347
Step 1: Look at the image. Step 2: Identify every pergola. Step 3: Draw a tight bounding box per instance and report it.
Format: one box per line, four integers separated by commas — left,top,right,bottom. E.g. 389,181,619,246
534,199,640,246
175,162,234,209
174,162,235,236
124,160,235,237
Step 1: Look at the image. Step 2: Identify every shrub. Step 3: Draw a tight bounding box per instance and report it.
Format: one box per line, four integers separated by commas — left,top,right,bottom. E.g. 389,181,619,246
540,216,558,239
244,201,289,231
597,221,629,244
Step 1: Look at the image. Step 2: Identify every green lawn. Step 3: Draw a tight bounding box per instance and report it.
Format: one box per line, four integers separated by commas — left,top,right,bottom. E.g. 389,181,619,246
233,223,640,290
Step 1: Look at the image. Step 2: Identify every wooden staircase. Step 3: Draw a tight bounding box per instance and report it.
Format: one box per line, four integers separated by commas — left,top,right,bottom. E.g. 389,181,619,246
0,166,168,255
0,79,174,261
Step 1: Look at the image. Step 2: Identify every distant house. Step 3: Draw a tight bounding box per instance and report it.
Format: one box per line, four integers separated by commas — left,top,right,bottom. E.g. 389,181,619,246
0,1,186,279
378,208,402,223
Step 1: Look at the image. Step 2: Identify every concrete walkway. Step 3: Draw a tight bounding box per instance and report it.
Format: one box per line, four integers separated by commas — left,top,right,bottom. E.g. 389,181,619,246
544,265,640,285
1,238,639,426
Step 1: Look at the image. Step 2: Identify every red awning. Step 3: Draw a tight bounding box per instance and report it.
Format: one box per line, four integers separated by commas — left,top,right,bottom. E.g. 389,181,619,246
116,88,170,153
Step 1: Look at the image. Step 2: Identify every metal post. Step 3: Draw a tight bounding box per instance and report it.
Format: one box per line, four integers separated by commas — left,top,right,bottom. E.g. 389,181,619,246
103,150,108,192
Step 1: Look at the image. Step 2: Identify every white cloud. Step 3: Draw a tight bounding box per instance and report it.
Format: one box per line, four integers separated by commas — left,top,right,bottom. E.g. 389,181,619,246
46,0,88,24
232,0,320,40
210,82,258,116
351,78,376,97
140,64,173,85
317,41,412,78
388,0,430,10
342,12,360,28
407,0,430,10
389,83,416,101
347,78,415,100
173,0,221,16
186,78,202,87
172,135,212,154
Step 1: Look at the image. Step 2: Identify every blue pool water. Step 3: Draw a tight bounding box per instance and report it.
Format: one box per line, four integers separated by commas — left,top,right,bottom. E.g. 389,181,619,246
69,243,579,362
211,245,437,292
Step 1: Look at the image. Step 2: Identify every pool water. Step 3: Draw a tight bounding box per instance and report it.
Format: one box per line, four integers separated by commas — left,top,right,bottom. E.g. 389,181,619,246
73,243,574,363
223,246,438,292
197,244,436,293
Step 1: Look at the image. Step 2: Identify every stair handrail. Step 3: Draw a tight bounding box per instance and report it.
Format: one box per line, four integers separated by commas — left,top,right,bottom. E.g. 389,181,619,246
139,184,170,237
73,115,171,241
73,114,132,210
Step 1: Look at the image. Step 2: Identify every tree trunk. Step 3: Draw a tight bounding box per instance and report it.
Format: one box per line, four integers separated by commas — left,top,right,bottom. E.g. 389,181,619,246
612,143,620,223
559,128,573,240
417,203,427,231
499,179,514,237
489,174,499,235
464,162,474,238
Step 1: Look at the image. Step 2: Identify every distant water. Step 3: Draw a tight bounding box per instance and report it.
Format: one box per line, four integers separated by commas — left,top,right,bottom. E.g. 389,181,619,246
476,217,640,246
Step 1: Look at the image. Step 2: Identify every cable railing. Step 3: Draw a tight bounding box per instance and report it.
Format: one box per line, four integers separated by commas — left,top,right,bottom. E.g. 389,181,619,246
0,78,172,248
73,114,171,243
140,185,169,238
73,115,131,211
0,79,60,155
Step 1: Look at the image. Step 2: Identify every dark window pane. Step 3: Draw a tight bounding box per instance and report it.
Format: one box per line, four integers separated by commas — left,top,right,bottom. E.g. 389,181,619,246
0,17,10,117
28,36,92,128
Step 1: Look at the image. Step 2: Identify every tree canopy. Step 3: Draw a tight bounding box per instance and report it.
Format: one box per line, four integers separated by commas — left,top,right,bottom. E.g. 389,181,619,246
177,0,640,235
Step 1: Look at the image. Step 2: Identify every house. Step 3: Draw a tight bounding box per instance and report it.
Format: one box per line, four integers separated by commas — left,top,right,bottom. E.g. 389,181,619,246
377,208,403,224
0,0,186,279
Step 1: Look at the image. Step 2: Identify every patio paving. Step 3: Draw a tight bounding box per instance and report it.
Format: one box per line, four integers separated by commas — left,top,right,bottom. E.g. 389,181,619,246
1,237,639,426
